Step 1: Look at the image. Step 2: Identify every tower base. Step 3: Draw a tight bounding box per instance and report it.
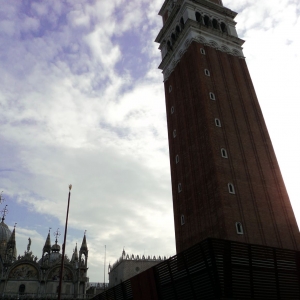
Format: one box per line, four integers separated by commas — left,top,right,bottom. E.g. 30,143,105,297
93,238,300,300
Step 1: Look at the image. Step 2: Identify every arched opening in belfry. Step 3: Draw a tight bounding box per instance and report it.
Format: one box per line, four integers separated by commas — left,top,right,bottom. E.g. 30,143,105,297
171,33,176,43
176,25,181,37
167,40,172,51
220,22,227,33
212,19,219,30
180,17,185,29
195,12,202,23
204,15,210,27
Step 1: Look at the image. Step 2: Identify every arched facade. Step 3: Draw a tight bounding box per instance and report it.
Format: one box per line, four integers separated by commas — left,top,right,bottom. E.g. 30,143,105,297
0,224,88,299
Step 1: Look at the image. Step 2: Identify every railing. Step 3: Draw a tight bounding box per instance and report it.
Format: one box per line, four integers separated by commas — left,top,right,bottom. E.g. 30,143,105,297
91,238,300,300
87,283,109,289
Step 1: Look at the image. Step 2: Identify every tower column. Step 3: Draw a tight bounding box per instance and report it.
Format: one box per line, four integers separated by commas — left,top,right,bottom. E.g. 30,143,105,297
155,0,300,253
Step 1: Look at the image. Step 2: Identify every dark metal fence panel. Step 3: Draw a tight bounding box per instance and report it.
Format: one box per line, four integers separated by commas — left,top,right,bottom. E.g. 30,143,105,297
91,238,300,300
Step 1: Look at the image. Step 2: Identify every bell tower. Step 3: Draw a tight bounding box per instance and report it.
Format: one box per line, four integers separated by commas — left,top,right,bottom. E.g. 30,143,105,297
155,0,300,253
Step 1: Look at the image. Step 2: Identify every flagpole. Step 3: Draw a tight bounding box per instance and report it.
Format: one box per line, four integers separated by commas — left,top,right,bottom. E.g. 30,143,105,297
58,184,72,300
104,245,106,290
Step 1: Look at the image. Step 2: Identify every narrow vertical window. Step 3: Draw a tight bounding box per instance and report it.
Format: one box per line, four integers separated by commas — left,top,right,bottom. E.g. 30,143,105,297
181,215,185,225
209,92,215,100
169,85,172,93
221,148,228,158
178,183,182,193
228,183,235,194
173,130,177,138
236,222,244,234
215,118,221,127
171,106,174,114
204,69,210,76
175,155,179,164
200,48,206,55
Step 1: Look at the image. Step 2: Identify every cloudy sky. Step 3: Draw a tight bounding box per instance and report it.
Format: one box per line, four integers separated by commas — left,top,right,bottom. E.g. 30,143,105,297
0,0,299,283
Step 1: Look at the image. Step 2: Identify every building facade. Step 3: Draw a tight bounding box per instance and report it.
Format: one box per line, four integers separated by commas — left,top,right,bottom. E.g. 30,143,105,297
108,250,167,288
155,0,300,253
0,220,89,299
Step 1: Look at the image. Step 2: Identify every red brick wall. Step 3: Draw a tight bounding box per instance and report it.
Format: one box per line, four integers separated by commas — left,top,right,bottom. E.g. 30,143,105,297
164,42,300,253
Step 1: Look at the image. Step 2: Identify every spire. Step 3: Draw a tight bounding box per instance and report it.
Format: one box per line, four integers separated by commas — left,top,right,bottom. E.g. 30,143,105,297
6,223,17,261
71,243,79,262
74,243,78,261
8,224,16,246
1,205,8,223
80,231,88,252
51,228,61,253
43,228,52,253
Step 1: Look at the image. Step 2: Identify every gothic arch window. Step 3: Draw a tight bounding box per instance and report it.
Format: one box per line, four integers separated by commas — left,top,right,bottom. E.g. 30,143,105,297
215,118,221,127
204,15,211,27
19,284,25,295
212,19,219,30
200,48,206,55
176,155,179,164
209,92,215,100
228,183,235,194
221,148,228,158
221,22,227,33
169,85,172,93
171,106,174,114
178,183,182,193
176,25,181,36
167,40,172,51
236,222,244,234
181,215,185,225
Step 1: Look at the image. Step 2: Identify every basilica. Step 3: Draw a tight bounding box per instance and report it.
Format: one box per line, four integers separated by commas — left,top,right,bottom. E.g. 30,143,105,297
0,214,88,298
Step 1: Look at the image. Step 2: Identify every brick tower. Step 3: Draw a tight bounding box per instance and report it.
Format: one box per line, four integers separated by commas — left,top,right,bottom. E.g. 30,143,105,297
155,0,300,254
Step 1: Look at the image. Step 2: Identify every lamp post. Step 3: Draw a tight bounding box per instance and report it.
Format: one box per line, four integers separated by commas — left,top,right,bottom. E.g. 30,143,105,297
58,184,72,300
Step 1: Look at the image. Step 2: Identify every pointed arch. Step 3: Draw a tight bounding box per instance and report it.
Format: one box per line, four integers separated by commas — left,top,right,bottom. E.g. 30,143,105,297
197,36,207,44
232,49,242,57
209,40,219,49
221,45,230,53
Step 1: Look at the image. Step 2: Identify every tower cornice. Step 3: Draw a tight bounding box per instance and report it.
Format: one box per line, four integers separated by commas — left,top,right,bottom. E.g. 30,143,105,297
158,19,245,81
156,0,237,43
155,0,245,81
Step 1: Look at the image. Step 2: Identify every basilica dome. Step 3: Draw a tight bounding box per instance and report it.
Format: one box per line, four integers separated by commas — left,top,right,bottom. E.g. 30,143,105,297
0,220,12,243
0,220,12,258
